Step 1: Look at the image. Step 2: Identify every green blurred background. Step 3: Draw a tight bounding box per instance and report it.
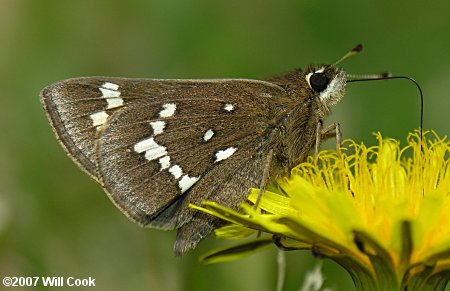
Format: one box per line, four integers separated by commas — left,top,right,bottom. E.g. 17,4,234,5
0,0,449,290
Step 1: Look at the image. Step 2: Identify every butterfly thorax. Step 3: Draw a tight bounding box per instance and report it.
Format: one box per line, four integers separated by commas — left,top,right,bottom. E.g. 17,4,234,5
267,66,347,177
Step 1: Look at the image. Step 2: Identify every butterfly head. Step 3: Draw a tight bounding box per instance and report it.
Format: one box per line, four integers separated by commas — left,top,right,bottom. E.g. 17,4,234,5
305,65,347,108
303,44,363,108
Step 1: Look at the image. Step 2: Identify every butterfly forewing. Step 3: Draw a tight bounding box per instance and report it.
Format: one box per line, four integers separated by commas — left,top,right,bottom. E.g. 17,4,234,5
95,79,287,229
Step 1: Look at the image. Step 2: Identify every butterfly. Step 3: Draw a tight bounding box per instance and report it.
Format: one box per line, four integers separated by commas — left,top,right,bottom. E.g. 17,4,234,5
40,45,362,255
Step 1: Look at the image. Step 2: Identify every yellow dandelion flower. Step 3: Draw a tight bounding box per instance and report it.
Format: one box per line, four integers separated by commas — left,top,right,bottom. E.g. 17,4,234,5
191,130,450,291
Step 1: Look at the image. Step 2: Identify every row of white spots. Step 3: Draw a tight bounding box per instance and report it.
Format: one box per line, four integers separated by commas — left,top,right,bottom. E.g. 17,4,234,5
100,82,123,109
89,82,122,128
133,103,200,194
132,102,240,194
135,103,174,166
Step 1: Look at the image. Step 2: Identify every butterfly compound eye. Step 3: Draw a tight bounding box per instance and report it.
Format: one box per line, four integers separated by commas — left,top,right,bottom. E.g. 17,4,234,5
309,73,329,92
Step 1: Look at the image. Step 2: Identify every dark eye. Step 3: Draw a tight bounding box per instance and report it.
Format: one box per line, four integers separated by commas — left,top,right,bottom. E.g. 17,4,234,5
309,73,329,92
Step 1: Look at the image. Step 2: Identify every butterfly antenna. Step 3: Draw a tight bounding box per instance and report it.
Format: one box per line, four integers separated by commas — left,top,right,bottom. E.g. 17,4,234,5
348,73,425,194
346,74,424,149
332,44,363,67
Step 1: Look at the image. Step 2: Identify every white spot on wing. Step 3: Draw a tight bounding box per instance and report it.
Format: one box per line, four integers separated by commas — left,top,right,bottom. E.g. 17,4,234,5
144,146,167,161
134,138,155,153
224,103,234,112
215,147,237,163
159,103,176,118
90,111,109,127
203,129,214,141
106,98,124,109
99,87,121,98
102,82,119,90
179,175,200,193
169,165,183,179
133,138,167,161
159,156,171,170
150,121,165,135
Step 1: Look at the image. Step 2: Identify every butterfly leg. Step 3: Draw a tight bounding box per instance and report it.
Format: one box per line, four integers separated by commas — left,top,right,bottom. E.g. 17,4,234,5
322,122,342,153
253,149,273,209
315,121,342,158
315,121,323,159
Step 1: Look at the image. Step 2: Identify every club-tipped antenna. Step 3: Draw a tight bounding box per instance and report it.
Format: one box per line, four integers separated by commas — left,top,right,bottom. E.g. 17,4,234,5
332,44,364,67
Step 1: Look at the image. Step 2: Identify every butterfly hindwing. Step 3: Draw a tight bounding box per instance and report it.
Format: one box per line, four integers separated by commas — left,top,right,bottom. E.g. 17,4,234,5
94,79,289,229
